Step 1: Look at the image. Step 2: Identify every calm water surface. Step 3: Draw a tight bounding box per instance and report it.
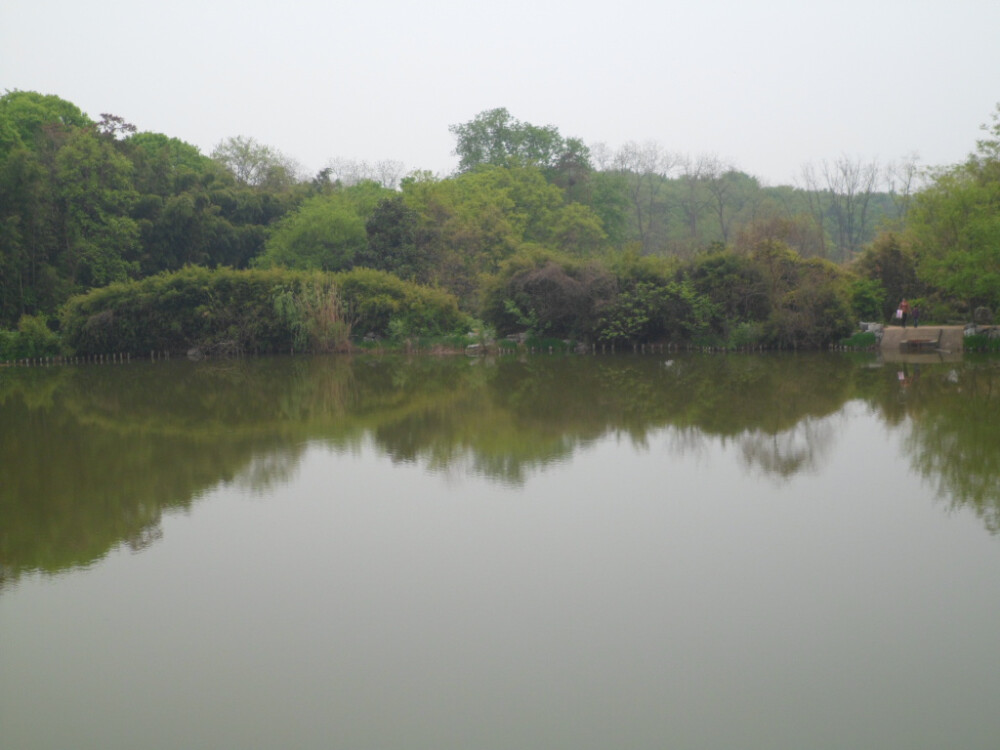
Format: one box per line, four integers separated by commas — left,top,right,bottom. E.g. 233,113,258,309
2,353,1000,750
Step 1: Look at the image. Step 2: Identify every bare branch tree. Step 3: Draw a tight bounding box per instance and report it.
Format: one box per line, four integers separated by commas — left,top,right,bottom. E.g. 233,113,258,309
324,157,406,189
702,157,756,246
676,154,714,250
796,162,830,259
822,156,882,261
211,135,301,188
884,152,922,225
610,140,681,254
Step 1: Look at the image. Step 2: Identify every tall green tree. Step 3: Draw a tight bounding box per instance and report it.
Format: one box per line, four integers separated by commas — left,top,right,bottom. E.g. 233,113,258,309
252,183,388,272
852,231,921,321
449,108,591,176
400,165,607,305
0,91,92,323
0,90,90,157
124,131,256,273
359,195,422,278
254,193,368,271
211,135,299,190
54,127,140,289
907,106,1000,318
0,144,53,322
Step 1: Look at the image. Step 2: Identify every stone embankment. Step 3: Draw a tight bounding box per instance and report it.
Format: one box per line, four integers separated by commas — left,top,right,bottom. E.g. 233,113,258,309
878,325,965,353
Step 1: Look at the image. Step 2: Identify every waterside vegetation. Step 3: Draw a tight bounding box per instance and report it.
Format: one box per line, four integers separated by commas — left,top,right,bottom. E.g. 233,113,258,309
2,93,999,359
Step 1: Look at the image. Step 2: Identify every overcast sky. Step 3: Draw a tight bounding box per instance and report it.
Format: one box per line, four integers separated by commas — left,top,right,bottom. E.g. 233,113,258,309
3,0,998,186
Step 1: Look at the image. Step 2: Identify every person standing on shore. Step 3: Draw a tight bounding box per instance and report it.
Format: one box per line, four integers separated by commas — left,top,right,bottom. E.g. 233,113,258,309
900,299,911,328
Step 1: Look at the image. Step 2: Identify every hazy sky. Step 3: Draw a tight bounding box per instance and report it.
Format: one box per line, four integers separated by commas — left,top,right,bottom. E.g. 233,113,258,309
3,0,998,186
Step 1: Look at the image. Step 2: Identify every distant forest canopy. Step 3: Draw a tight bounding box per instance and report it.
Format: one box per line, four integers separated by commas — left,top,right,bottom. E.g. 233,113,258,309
1,91,998,347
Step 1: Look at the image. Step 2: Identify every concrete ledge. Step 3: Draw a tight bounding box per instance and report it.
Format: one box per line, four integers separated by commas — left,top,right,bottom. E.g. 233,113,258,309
879,326,964,353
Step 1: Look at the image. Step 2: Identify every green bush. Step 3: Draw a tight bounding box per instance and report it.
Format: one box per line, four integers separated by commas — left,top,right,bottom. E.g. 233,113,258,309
524,335,573,352
840,330,877,348
334,268,468,339
848,277,887,321
912,297,960,325
596,279,717,345
481,250,616,340
0,315,62,360
272,276,352,353
727,321,766,349
963,333,1000,352
60,266,467,355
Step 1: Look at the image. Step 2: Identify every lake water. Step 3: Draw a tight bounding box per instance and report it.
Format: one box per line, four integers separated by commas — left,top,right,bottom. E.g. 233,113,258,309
2,352,999,750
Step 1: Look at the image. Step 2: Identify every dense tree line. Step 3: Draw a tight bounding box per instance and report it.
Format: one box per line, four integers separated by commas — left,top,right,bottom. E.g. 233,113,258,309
2,91,998,355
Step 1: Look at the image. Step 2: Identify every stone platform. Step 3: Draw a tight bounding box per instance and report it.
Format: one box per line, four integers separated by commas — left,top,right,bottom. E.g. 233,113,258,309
879,325,964,354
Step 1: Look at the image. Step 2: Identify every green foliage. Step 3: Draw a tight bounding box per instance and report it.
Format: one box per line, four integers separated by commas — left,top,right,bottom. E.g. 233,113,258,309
255,193,367,271
684,250,769,324
55,127,141,288
0,90,90,155
550,201,606,255
840,330,877,348
358,195,422,278
594,282,660,343
0,315,61,360
727,321,766,349
272,276,351,352
852,231,922,321
848,277,887,321
962,333,1000,352
449,108,591,175
524,335,574,352
127,131,211,181
763,256,855,349
7,90,994,351
59,266,465,355
125,131,270,274
596,279,717,345
481,249,616,339
210,135,298,190
587,171,630,245
398,165,607,306
906,104,1000,318
333,267,468,339
0,92,284,326
480,242,854,348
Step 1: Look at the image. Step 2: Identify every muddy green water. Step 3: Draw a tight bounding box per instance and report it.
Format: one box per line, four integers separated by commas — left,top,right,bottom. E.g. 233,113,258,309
2,352,1000,749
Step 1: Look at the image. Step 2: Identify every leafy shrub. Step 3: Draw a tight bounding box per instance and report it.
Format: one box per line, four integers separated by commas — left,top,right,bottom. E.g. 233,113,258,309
596,279,717,345
60,266,466,355
333,267,468,338
963,333,1000,352
840,330,877,348
755,253,855,349
727,321,766,349
0,315,62,360
848,277,887,321
273,276,351,352
481,250,616,339
524,336,573,352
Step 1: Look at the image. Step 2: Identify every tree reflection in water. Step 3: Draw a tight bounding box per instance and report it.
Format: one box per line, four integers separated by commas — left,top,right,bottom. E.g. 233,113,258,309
2,352,999,585
738,417,838,479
